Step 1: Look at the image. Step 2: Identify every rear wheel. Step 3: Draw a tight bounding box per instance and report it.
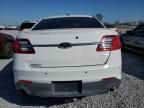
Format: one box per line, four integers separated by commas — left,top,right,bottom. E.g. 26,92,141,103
4,42,13,58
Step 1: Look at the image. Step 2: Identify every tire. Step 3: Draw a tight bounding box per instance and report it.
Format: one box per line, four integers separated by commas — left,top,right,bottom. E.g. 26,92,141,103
4,42,13,58
19,89,28,96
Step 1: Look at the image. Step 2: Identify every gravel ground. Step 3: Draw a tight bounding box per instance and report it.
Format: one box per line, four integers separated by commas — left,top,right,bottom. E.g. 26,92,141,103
0,52,144,108
0,30,144,108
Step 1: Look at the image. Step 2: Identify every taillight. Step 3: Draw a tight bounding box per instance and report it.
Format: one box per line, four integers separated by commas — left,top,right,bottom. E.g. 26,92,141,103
96,35,121,51
14,38,35,54
19,80,32,84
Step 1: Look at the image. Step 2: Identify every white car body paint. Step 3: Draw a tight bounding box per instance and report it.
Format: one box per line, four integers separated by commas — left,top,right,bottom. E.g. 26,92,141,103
13,15,122,97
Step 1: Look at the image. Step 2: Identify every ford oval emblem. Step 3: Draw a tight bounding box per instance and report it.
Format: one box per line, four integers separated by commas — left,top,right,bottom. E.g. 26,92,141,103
58,42,72,49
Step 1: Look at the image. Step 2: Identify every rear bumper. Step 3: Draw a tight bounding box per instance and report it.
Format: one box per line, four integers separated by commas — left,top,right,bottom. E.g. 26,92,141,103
16,78,121,97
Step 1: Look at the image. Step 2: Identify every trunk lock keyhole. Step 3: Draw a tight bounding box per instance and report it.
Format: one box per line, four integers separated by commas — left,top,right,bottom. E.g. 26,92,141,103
85,71,87,74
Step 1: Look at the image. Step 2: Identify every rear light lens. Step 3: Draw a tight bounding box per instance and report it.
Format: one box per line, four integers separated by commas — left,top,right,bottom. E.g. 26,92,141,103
14,38,35,54
102,77,114,81
96,35,121,51
19,80,32,84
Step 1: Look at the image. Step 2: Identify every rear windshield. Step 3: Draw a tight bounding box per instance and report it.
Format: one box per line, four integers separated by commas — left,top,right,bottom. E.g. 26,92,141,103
32,17,104,30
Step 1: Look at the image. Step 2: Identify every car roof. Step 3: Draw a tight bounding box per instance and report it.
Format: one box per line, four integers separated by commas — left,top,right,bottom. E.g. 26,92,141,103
133,23,144,31
43,15,94,20
0,32,7,36
138,23,144,27
0,33,13,38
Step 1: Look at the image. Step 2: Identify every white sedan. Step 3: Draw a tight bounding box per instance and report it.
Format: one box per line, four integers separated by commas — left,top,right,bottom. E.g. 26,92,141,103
13,15,122,97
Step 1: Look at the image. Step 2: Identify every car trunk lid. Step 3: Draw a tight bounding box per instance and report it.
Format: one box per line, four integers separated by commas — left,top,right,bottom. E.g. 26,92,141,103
19,29,113,68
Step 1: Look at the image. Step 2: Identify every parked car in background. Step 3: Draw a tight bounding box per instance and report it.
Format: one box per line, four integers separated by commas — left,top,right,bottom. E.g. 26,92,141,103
13,15,121,97
19,21,36,31
5,25,17,30
104,23,118,31
0,26,5,30
121,23,144,54
0,33,14,58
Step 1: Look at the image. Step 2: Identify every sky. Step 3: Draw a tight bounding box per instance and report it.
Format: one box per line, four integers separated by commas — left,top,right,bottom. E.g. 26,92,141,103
0,0,144,25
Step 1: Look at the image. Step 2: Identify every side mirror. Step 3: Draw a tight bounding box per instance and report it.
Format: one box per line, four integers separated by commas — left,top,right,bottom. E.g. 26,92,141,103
126,30,134,35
